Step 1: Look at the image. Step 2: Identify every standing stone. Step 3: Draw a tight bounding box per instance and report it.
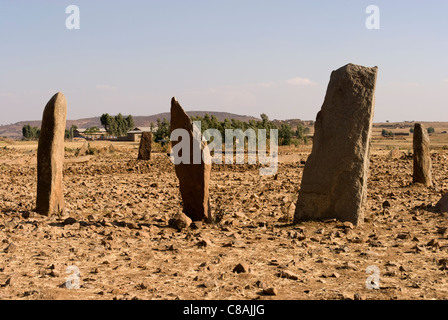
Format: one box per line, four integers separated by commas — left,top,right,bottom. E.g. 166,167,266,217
294,64,378,226
170,97,212,222
77,142,88,157
137,132,152,160
413,123,432,187
388,148,401,159
36,92,67,216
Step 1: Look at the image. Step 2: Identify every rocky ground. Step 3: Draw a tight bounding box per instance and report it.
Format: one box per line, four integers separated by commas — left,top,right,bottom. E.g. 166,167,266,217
0,143,447,300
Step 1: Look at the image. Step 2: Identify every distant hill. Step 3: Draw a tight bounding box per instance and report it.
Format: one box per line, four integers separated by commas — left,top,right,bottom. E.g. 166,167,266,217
0,111,260,139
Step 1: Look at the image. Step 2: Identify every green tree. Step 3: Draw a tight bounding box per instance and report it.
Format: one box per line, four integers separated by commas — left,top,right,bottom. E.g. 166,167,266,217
22,124,31,139
154,118,170,141
126,115,135,131
65,124,78,140
84,127,100,135
100,113,134,137
381,129,393,137
22,124,40,140
296,123,304,140
278,123,292,146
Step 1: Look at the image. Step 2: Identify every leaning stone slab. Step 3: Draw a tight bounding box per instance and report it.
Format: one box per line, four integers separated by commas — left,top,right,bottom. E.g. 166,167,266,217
170,97,212,222
413,123,432,187
137,132,152,160
294,63,378,226
36,92,67,216
76,142,88,157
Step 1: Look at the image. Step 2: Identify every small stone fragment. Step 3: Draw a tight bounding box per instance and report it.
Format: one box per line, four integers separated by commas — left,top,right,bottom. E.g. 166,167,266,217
168,212,192,231
233,263,250,274
263,287,278,296
278,270,299,280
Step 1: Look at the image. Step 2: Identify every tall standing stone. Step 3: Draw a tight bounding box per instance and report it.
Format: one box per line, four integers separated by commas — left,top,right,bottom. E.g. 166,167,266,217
170,97,212,222
294,64,378,226
137,132,152,160
413,123,432,187
36,92,67,216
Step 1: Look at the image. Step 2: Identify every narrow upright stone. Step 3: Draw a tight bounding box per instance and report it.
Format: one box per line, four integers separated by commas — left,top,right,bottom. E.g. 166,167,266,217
294,64,378,226
137,132,152,160
170,97,212,222
36,92,67,216
413,123,432,187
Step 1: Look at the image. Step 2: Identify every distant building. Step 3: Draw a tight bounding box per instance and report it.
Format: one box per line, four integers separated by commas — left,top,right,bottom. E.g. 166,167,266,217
74,128,111,140
394,132,410,136
75,126,158,142
122,127,158,142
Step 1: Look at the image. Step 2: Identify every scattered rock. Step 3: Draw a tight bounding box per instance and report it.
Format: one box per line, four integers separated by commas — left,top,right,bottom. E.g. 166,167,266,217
277,270,299,280
62,217,77,226
4,274,16,287
233,263,250,274
4,242,17,253
263,287,278,296
436,193,448,213
353,293,363,300
168,212,192,231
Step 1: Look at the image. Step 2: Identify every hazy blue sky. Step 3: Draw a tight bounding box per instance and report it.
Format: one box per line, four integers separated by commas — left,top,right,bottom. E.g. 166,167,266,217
0,0,447,125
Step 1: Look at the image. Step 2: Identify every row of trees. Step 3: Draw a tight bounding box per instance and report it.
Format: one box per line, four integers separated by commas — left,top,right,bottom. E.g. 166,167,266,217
382,127,436,137
23,124,78,140
153,113,310,146
409,127,435,134
21,113,311,146
100,113,135,137
22,124,41,140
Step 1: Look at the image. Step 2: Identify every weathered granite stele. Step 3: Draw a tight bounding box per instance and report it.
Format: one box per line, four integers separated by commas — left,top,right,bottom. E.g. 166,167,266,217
36,92,67,216
294,63,378,225
137,131,152,160
170,97,212,222
413,123,432,187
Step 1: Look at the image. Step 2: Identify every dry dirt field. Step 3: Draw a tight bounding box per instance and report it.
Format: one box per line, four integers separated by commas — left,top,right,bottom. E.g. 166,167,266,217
0,138,447,300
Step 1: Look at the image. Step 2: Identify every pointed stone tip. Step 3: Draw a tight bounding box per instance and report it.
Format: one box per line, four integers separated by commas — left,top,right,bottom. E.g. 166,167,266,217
53,91,65,99
51,92,67,105
171,97,182,111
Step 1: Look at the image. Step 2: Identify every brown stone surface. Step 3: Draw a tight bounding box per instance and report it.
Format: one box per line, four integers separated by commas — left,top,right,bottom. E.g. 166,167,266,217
294,64,378,225
36,92,67,216
413,123,433,187
170,97,212,222
137,132,152,160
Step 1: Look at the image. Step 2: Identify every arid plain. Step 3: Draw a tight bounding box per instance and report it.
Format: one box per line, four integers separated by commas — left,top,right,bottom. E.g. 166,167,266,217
0,125,448,300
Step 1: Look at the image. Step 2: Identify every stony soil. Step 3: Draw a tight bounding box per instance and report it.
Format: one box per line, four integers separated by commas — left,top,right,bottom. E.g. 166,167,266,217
0,144,447,300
